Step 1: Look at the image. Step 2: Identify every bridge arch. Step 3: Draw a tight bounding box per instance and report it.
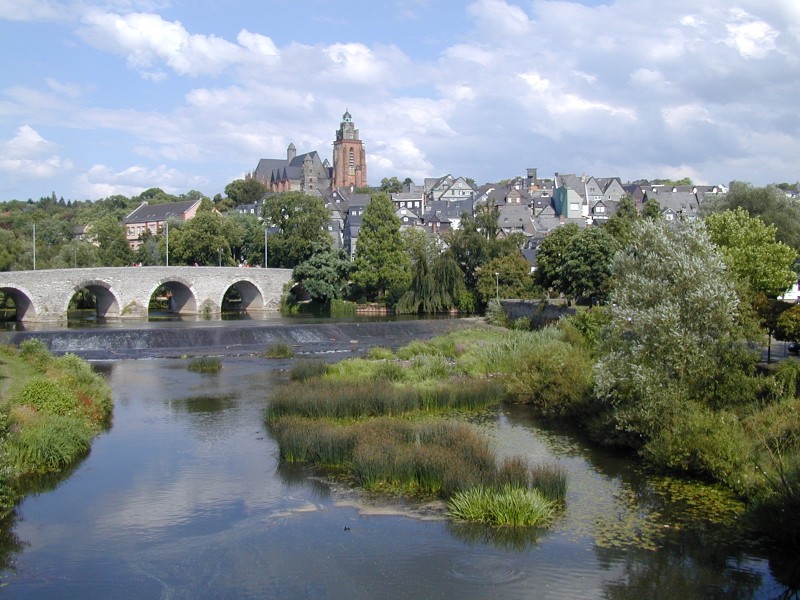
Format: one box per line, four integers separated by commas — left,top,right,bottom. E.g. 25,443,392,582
0,285,36,321
149,278,197,314
66,280,122,319
220,279,265,313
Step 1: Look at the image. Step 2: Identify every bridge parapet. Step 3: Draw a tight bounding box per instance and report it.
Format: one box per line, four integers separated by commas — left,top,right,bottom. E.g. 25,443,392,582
0,266,293,322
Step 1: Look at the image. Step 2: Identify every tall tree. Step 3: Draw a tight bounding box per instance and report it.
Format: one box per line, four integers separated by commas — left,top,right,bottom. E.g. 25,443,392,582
261,192,331,268
380,177,403,193
170,211,230,266
703,182,800,251
92,216,134,266
533,223,581,292
705,208,797,299
351,192,410,302
558,227,618,304
293,247,352,304
594,220,757,447
224,178,266,206
476,253,537,305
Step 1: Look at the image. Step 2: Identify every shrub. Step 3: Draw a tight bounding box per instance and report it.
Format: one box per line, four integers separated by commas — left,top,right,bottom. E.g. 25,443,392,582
641,403,747,487
263,341,294,358
504,337,594,417
6,414,93,474
448,486,555,527
187,356,222,373
12,377,79,417
18,339,52,371
496,456,532,489
289,359,328,381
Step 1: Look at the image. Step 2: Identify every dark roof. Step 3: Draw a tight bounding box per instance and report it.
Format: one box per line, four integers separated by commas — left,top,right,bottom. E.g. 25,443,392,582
124,200,199,224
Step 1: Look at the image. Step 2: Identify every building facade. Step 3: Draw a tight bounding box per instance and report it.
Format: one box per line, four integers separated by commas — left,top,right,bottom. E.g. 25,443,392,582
332,109,368,189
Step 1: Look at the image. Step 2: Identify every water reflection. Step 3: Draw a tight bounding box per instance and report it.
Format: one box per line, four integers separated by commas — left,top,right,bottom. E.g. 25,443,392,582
0,355,796,598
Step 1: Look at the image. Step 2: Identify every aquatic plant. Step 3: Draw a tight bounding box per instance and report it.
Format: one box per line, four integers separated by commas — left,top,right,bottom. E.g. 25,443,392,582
447,485,555,527
187,356,222,373
263,341,294,358
530,463,568,503
289,359,328,381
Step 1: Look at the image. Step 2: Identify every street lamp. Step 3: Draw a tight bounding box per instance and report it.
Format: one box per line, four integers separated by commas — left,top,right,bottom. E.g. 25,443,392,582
495,272,499,301
32,223,36,271
264,227,268,268
165,221,169,267
218,248,222,267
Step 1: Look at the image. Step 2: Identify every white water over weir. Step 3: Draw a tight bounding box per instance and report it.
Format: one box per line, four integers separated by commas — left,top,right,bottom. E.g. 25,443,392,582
0,266,293,322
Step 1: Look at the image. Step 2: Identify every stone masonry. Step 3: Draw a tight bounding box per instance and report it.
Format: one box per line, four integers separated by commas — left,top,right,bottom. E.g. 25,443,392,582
0,266,293,322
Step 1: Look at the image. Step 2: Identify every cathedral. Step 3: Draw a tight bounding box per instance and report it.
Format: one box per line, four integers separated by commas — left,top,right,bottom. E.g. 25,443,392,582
250,110,367,194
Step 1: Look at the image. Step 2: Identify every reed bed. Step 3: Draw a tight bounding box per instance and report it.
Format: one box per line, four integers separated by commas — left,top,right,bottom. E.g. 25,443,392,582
187,356,222,373
530,463,568,503
268,378,503,420
289,359,328,381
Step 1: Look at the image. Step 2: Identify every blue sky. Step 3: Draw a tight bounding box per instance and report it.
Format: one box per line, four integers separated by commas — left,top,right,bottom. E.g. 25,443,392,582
0,0,798,201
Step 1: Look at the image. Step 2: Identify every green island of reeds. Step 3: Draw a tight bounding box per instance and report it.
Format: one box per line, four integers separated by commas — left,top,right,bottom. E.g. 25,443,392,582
266,331,568,528
187,356,222,373
263,341,295,359
0,339,113,518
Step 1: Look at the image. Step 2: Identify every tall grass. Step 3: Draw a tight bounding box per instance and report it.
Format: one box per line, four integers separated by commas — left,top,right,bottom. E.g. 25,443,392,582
268,378,503,420
289,359,328,381
530,463,568,503
263,341,294,358
447,485,555,527
187,356,222,373
6,415,93,474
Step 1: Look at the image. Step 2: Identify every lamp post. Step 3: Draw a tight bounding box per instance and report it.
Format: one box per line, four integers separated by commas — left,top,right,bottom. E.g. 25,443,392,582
264,227,268,268
218,248,222,267
165,221,169,267
32,223,36,271
494,272,500,301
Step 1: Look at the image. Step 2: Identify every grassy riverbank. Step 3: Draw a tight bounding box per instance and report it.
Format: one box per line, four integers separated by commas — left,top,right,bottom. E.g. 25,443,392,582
266,333,568,527
0,340,113,517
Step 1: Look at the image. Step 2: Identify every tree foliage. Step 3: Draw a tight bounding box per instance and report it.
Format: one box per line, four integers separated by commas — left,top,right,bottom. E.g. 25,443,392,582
558,227,618,303
594,219,758,447
534,223,581,292
261,192,331,268
169,212,231,266
224,178,266,207
351,192,410,302
705,208,797,299
475,253,537,305
396,249,465,314
92,216,134,267
293,247,352,304
703,181,800,251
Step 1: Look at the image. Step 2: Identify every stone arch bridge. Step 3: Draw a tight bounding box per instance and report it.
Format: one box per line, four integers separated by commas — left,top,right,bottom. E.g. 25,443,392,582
0,267,293,322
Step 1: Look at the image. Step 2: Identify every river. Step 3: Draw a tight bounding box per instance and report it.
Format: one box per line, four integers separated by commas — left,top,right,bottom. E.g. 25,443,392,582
0,318,796,598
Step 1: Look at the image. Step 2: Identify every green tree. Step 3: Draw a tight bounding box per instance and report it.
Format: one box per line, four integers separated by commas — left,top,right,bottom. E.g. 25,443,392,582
533,223,581,292
558,227,618,304
293,247,352,304
476,253,537,305
351,192,410,302
396,249,465,314
641,199,662,220
51,239,100,269
703,182,800,250
594,220,757,447
777,304,800,342
705,208,797,299
261,192,331,268
92,216,134,266
224,178,266,206
380,177,403,193
0,230,20,271
170,212,230,266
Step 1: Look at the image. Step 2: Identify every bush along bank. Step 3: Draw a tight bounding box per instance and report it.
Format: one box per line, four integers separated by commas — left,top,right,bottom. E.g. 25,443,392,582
266,336,567,528
478,306,800,549
0,340,113,517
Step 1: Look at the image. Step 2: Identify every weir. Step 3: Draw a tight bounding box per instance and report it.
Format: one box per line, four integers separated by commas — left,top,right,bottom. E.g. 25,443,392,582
0,318,480,359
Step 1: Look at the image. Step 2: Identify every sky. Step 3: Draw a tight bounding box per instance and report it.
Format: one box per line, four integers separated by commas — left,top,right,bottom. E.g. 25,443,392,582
0,0,798,202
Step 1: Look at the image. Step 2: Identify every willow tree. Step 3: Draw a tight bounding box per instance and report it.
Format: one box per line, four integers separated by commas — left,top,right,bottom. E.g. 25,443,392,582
396,250,465,314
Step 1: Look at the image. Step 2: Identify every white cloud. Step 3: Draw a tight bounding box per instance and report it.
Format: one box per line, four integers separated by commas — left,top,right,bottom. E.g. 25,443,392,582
725,9,779,59
74,163,207,198
78,11,246,76
0,125,71,180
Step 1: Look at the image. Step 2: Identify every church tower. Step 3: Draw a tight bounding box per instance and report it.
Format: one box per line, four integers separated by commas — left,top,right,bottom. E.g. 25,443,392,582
332,109,367,189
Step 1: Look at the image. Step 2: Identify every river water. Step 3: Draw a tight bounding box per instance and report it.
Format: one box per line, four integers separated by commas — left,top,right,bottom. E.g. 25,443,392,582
0,318,796,598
